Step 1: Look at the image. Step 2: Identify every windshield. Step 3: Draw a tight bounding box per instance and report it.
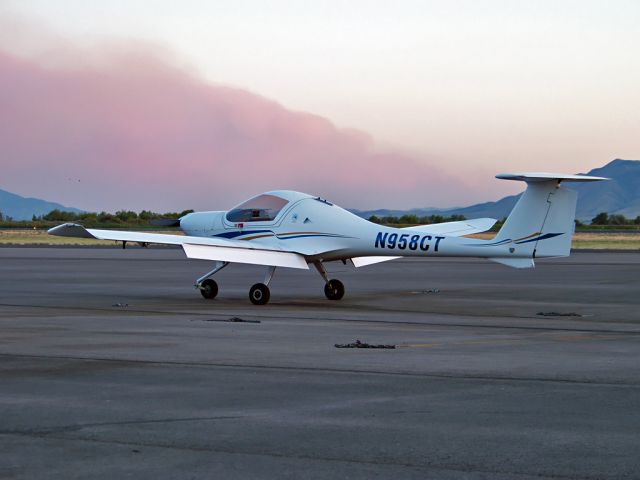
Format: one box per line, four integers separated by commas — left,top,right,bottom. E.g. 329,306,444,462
226,194,289,223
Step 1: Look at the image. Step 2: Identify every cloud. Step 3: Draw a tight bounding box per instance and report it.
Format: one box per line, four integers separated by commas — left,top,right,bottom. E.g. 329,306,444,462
0,15,476,212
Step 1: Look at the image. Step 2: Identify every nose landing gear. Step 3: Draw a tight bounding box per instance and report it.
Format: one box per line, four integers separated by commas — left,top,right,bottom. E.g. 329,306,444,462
200,279,219,299
196,261,228,300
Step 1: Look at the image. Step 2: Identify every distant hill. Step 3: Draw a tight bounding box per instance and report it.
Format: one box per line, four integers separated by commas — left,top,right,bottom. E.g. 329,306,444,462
352,159,640,222
0,188,82,220
3,159,637,223
568,160,640,220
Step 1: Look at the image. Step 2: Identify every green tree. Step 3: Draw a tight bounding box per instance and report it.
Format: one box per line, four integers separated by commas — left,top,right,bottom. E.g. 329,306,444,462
115,210,138,222
79,212,98,222
591,212,609,225
609,214,627,226
138,210,155,220
97,212,120,223
399,214,418,224
43,209,77,221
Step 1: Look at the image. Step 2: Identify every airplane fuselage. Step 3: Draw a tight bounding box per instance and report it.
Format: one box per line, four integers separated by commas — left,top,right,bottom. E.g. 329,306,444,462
178,193,516,264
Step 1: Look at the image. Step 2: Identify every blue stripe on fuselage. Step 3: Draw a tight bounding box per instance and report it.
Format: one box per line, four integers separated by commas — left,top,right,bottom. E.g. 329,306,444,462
212,230,349,241
213,229,271,239
277,233,346,240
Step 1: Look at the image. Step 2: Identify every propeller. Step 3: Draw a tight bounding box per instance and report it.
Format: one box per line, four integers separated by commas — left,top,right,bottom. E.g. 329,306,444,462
149,218,181,227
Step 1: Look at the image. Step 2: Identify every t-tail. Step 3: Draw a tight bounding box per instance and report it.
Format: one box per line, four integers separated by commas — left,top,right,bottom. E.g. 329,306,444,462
489,172,608,268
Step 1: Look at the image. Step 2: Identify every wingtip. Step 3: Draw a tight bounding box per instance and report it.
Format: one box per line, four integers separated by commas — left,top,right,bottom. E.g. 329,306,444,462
47,223,75,235
47,223,95,238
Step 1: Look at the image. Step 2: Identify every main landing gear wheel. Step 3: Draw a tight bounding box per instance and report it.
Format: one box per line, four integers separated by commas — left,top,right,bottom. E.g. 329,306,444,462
199,279,218,299
324,279,345,300
249,283,270,305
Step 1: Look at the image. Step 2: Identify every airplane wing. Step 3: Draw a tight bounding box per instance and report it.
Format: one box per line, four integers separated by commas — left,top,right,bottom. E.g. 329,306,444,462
351,217,497,268
48,223,309,269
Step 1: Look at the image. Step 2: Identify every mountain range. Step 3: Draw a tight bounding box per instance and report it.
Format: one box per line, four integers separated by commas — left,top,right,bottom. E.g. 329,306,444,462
351,159,640,222
1,159,638,222
0,189,82,221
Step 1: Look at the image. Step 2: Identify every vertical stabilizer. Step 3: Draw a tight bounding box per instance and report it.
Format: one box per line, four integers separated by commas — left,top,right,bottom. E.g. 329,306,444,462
493,173,607,259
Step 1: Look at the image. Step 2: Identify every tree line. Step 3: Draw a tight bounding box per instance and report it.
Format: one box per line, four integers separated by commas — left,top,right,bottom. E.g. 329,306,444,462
0,209,194,228
1,209,639,228
588,212,640,226
368,214,467,225
37,209,194,224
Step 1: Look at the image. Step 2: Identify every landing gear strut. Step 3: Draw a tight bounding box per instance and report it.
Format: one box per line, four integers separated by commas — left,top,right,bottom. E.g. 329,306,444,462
196,261,228,300
314,261,345,301
249,266,276,305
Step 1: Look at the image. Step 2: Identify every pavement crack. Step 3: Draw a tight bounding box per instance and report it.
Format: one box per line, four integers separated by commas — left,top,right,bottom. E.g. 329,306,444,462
1,352,639,387
0,431,585,479
2,302,640,335
0,415,246,436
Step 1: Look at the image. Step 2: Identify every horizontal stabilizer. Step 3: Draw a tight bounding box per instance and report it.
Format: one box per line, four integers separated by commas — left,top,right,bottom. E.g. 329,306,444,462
489,257,535,269
496,173,609,183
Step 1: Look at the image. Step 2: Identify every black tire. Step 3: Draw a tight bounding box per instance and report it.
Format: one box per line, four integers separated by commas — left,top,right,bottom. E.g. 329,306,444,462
249,283,270,305
200,279,218,299
324,279,345,300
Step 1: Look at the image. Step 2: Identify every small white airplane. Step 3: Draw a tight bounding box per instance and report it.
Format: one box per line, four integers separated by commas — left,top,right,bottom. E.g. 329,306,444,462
49,172,606,304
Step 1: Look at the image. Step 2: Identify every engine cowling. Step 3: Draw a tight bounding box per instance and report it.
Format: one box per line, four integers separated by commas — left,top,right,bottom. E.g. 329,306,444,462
179,211,225,236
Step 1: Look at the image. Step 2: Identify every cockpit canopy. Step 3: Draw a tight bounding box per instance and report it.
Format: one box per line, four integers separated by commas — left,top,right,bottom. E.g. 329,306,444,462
226,194,289,223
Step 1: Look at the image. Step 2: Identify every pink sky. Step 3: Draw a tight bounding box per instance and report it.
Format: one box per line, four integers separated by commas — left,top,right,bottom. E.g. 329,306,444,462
3,4,636,213
0,37,491,212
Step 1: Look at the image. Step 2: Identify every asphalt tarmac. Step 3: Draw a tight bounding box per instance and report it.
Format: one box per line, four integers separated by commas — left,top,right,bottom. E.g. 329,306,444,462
1,247,639,479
